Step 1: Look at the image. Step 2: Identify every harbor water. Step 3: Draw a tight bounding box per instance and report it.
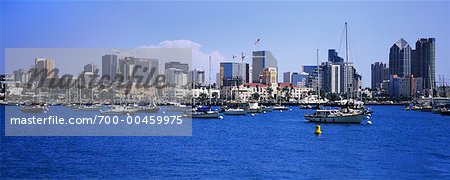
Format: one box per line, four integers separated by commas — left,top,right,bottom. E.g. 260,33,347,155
1,105,449,178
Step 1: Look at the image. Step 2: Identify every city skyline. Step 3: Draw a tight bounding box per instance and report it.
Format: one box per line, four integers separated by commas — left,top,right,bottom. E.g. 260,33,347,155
1,1,449,88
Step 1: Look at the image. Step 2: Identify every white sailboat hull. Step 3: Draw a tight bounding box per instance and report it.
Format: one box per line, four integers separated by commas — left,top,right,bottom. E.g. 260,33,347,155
224,109,247,115
192,112,220,118
305,114,364,123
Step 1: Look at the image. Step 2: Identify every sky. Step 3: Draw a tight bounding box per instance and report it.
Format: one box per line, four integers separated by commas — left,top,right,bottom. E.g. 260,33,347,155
1,1,449,87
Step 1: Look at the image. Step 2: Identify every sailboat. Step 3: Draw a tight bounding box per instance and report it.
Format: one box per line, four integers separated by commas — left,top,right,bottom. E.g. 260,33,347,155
191,56,220,118
21,89,48,113
304,23,365,124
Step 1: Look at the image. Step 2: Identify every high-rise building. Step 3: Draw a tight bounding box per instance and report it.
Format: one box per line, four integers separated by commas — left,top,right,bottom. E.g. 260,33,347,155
413,38,436,89
291,72,309,88
14,69,30,84
389,38,411,77
252,51,278,83
164,68,187,87
134,57,159,82
283,72,291,83
328,49,344,63
340,62,354,94
320,62,341,93
117,57,159,83
188,69,205,87
165,61,189,73
301,65,317,75
34,58,55,80
84,63,98,73
219,62,250,86
261,67,277,85
389,75,423,99
371,62,387,90
102,54,118,80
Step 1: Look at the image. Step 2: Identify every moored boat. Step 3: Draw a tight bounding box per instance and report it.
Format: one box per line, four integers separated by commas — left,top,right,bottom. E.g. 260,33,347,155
135,105,160,113
224,108,247,115
100,105,136,115
441,108,450,116
304,109,365,123
273,105,288,111
190,106,220,118
20,105,48,113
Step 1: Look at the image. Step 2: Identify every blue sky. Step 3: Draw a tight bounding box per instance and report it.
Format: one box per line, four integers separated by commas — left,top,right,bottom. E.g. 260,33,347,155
1,1,449,87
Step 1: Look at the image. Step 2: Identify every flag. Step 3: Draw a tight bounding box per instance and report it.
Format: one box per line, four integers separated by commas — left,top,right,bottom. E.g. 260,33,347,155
255,38,260,45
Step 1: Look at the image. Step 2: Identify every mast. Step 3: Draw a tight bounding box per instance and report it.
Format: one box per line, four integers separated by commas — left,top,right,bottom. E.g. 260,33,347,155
345,22,349,100
429,66,433,105
316,49,320,101
209,55,212,106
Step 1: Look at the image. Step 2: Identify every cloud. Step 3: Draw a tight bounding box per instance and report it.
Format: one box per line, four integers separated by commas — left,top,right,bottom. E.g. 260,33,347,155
140,39,226,84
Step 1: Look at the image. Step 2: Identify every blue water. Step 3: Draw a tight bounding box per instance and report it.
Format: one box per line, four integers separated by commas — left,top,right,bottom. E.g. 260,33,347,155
1,106,449,179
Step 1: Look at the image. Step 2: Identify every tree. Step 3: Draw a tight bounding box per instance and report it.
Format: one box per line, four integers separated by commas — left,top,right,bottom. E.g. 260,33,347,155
251,92,260,101
266,87,273,100
282,86,290,101
198,92,208,103
212,92,219,99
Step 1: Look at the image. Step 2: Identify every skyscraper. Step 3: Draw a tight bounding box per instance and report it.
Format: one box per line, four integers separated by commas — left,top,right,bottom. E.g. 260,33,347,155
371,62,386,90
219,62,249,86
320,62,341,93
165,61,189,73
188,69,206,87
389,38,412,77
102,54,118,80
328,49,344,63
252,51,278,83
84,63,98,73
34,58,55,80
301,65,317,75
414,38,436,89
283,72,291,83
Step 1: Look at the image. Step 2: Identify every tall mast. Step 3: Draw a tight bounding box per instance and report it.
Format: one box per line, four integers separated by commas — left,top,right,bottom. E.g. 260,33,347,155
209,55,212,105
345,22,349,100
316,49,320,101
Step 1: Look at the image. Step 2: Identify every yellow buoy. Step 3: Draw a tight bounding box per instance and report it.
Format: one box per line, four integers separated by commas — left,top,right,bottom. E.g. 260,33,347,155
315,124,322,135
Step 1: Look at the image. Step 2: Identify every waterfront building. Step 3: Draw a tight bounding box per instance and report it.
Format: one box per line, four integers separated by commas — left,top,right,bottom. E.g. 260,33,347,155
102,54,118,81
283,72,291,83
252,51,278,83
389,75,423,99
371,62,387,90
389,38,412,77
191,87,220,99
412,38,435,89
220,82,311,102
